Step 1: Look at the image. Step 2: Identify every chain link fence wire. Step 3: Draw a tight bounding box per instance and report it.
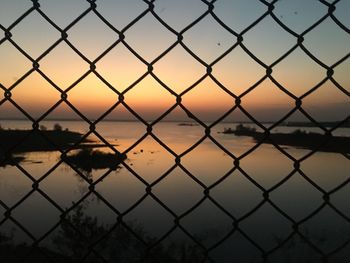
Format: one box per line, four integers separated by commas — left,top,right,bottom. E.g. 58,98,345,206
0,0,349,262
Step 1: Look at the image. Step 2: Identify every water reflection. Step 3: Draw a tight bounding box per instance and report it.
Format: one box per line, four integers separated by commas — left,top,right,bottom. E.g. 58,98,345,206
0,120,349,262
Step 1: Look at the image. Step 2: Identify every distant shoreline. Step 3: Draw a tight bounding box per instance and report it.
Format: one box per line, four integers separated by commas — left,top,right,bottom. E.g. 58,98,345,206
282,121,350,128
222,125,350,154
0,119,349,127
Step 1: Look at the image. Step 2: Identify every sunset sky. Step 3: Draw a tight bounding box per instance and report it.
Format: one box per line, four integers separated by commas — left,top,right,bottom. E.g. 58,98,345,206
0,0,349,122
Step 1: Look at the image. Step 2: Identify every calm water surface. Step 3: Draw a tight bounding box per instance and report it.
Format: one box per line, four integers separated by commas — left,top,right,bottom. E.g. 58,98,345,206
0,120,349,262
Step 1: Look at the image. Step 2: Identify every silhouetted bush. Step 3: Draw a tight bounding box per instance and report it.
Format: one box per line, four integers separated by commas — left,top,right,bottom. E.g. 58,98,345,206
53,204,205,263
54,123,63,131
63,149,126,172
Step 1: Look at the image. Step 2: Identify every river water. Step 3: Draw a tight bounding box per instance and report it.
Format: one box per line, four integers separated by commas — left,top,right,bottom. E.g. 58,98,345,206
0,120,349,262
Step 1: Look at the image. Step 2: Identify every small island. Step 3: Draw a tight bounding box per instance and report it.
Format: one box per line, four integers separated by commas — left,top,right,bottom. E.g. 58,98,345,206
62,149,127,172
222,124,350,154
0,124,127,170
178,122,199,127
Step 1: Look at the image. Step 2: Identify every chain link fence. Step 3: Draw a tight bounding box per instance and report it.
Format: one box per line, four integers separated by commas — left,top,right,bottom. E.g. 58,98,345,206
0,0,349,262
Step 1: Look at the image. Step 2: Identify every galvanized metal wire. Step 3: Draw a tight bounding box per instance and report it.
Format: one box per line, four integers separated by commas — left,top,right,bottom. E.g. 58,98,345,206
0,0,349,262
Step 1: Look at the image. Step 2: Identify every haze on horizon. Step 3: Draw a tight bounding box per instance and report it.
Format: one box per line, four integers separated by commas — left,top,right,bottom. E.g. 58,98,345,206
0,0,349,123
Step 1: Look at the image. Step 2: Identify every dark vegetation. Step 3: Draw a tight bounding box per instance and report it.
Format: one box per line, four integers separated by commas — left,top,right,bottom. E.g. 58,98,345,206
0,124,125,170
223,124,257,136
223,124,350,154
283,120,350,128
1,204,348,262
178,122,199,127
0,129,87,153
0,204,205,263
0,125,86,167
0,155,25,167
62,149,127,172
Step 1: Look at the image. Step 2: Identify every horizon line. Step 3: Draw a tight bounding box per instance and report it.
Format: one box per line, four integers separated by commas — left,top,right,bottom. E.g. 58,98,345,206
0,118,347,124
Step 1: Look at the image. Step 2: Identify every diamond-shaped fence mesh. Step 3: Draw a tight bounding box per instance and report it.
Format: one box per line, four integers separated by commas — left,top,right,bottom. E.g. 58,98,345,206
0,0,349,262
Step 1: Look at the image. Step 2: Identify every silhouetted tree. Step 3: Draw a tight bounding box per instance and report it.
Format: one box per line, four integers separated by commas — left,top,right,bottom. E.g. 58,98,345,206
52,204,205,263
54,123,63,131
